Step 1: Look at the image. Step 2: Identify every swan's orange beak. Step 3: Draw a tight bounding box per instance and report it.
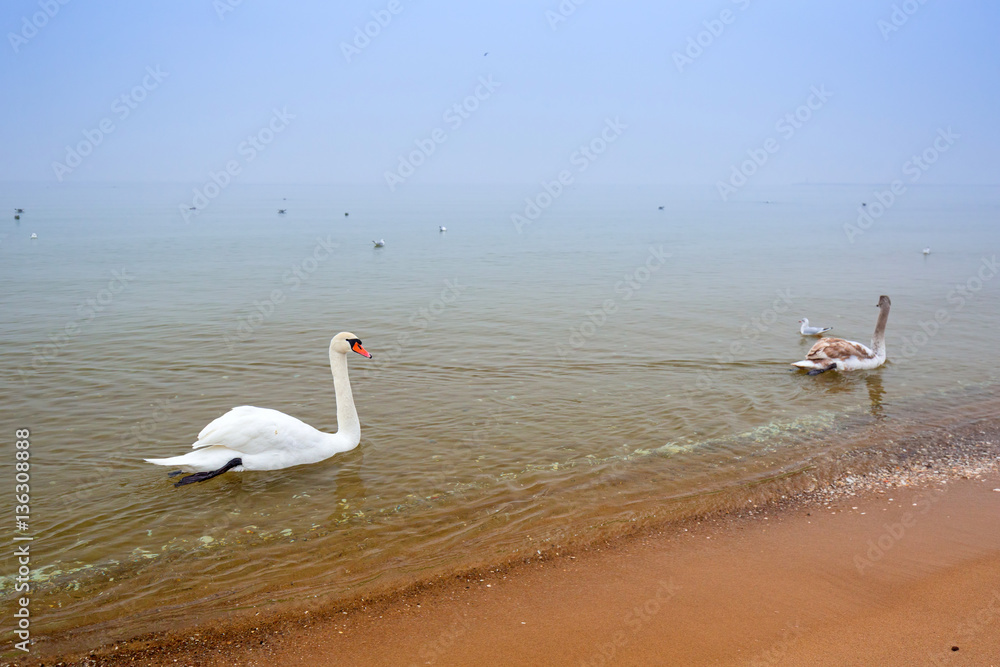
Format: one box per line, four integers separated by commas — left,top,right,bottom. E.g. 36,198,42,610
352,340,373,358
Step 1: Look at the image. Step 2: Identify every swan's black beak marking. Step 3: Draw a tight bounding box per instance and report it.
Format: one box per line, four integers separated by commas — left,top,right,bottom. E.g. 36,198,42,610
350,339,373,358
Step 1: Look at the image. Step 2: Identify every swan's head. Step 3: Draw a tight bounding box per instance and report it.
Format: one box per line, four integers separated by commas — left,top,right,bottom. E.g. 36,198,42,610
331,331,373,358
877,295,891,309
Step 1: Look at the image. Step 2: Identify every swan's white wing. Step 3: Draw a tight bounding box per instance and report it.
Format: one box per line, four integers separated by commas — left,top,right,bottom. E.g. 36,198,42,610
193,406,327,455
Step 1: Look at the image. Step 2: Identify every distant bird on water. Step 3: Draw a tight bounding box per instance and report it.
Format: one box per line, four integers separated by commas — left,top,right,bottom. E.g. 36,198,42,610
14,208,24,214
278,209,287,214
373,239,385,248
922,247,931,255
439,226,447,232
345,212,349,217
798,318,832,336
30,233,37,239
658,206,664,210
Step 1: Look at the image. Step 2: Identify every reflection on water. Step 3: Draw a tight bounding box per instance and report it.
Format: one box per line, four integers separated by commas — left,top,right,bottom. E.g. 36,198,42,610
1,183,998,650
866,373,886,419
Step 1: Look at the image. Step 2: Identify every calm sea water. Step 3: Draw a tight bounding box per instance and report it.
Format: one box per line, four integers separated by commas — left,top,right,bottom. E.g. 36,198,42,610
2,182,999,650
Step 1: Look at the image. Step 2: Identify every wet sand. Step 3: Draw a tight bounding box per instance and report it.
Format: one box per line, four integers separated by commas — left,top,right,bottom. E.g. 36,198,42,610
15,422,1000,667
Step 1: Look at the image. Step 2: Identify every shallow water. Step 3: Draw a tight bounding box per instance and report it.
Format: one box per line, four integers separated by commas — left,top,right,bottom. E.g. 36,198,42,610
1,182,998,648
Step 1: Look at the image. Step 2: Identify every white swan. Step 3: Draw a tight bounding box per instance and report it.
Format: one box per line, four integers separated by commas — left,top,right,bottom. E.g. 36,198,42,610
792,296,891,375
145,332,372,486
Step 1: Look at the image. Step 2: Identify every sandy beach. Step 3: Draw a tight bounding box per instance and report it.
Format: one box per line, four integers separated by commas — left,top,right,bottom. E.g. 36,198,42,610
16,417,998,667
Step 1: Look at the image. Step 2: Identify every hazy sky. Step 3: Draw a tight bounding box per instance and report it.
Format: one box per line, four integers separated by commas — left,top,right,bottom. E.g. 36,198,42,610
2,1,999,188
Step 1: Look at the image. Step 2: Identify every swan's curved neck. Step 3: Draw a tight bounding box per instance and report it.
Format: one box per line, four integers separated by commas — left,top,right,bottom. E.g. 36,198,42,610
871,303,891,358
329,350,360,442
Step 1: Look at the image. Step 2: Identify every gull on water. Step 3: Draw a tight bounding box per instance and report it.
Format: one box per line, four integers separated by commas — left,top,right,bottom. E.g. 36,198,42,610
373,239,385,248
439,226,447,232
798,318,832,336
923,247,931,255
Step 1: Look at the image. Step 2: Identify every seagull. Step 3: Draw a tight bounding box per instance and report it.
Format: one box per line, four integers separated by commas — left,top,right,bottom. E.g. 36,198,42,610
922,247,931,255
799,318,832,336
373,239,385,248
439,226,447,232
278,209,287,214
14,208,24,214
29,233,37,239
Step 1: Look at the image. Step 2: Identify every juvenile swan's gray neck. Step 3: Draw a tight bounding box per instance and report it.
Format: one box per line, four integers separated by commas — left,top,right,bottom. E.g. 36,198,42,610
871,298,891,358
329,350,360,442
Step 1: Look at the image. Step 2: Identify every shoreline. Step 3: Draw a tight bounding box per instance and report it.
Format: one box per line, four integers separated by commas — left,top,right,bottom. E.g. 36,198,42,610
9,415,1000,666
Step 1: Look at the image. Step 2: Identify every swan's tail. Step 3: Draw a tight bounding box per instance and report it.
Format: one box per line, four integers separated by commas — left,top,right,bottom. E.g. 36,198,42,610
145,454,200,470
145,446,243,473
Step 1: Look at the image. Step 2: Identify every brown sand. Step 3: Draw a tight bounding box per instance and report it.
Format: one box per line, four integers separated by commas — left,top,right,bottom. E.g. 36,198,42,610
38,466,1000,666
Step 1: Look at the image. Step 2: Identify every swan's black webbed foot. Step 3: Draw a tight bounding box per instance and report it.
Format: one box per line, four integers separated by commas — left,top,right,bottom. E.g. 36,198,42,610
807,364,836,376
174,457,243,487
